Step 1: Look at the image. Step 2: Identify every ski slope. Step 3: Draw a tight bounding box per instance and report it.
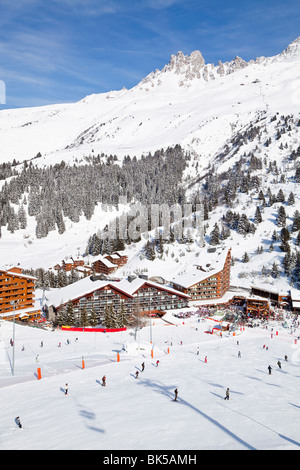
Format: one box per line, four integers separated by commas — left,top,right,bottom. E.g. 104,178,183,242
1,311,300,450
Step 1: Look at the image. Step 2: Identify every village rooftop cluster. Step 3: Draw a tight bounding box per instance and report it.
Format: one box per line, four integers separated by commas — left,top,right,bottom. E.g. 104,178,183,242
1,246,299,330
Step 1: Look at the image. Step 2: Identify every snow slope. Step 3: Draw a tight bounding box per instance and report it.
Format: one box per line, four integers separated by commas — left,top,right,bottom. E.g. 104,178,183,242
1,312,300,450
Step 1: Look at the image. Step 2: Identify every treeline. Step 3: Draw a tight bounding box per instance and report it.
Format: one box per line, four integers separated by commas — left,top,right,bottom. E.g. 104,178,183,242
0,145,188,238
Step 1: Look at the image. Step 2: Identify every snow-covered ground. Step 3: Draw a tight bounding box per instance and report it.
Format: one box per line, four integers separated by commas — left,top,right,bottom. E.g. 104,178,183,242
1,311,300,450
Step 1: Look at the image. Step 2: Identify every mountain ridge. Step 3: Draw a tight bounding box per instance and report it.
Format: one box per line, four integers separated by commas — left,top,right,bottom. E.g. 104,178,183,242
0,36,299,169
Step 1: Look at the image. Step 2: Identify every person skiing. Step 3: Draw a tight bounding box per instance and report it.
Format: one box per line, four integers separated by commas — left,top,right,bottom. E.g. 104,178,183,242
174,388,178,401
15,416,22,428
277,360,281,369
135,370,139,379
284,355,288,361
141,362,145,372
268,365,272,375
64,383,68,395
224,388,230,400
156,360,160,367
102,375,106,386
238,351,241,358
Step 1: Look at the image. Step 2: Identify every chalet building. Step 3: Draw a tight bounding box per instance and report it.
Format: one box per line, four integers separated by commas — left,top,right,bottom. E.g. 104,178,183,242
92,256,119,275
251,285,290,307
92,252,128,275
54,256,86,272
105,252,128,268
0,267,40,321
46,275,189,324
171,248,231,302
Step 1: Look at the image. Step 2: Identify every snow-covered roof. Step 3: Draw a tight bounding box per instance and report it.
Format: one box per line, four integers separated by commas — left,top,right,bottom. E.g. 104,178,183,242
291,288,300,302
0,267,37,281
291,288,300,309
93,255,117,268
251,283,288,296
0,306,41,319
46,277,114,308
171,248,230,288
46,275,189,308
116,277,190,298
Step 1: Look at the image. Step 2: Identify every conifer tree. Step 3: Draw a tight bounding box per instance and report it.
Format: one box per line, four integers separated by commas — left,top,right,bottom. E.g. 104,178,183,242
209,223,220,245
89,306,99,327
80,307,89,327
277,206,286,227
254,206,262,224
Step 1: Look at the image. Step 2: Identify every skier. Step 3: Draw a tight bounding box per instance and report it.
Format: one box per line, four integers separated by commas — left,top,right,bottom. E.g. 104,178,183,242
15,416,22,428
36,355,39,362
238,351,241,358
156,360,160,367
224,388,230,400
284,355,288,361
204,356,207,363
174,388,178,401
141,362,145,372
277,360,281,369
102,375,106,386
268,365,272,375
197,347,199,355
135,370,139,379
64,383,68,395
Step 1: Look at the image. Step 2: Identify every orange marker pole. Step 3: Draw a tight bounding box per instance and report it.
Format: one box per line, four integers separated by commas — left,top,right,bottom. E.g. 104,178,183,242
117,353,120,362
82,357,85,369
151,349,153,358
37,367,42,380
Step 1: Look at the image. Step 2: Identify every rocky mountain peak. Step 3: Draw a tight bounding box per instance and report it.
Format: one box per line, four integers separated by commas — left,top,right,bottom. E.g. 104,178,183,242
137,36,300,90
278,35,300,59
162,49,205,75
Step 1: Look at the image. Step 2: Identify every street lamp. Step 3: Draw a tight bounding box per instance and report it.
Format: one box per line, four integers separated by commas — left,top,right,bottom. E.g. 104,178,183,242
10,300,18,376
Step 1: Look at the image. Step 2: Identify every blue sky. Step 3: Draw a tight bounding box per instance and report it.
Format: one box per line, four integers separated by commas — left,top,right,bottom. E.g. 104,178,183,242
0,0,299,109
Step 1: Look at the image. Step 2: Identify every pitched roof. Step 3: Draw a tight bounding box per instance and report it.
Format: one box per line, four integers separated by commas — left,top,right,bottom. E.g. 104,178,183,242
46,275,189,308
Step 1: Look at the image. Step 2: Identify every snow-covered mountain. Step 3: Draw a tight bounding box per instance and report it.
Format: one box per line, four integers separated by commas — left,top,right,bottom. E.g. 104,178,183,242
0,36,299,293
0,36,299,166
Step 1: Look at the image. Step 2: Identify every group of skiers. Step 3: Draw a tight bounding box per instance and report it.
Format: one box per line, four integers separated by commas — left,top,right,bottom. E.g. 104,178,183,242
14,326,294,430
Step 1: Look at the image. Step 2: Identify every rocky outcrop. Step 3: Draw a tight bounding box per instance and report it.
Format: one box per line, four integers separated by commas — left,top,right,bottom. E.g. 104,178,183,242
137,36,300,90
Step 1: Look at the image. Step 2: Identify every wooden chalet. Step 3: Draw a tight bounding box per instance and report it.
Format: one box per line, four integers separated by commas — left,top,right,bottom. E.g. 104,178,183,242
92,256,119,275
92,252,128,275
54,256,85,272
104,252,128,268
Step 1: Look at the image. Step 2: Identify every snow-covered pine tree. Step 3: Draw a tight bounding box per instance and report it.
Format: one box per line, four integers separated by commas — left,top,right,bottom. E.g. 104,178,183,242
254,206,262,224
277,206,287,227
